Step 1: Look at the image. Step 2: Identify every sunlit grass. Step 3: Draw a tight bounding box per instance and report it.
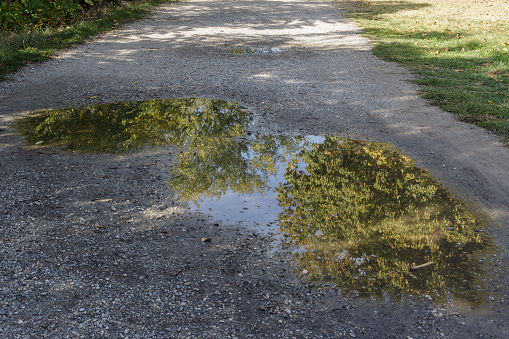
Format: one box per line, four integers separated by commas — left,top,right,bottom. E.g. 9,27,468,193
0,0,177,81
336,0,509,140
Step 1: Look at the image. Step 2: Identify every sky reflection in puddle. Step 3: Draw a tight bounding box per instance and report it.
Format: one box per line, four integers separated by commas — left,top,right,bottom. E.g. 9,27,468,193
16,98,492,302
176,135,325,233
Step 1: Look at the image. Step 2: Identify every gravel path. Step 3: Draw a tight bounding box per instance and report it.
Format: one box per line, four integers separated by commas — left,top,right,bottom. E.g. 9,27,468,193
1,0,509,337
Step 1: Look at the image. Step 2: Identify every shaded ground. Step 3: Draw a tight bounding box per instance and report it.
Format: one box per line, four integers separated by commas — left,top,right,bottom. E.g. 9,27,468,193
1,0,508,337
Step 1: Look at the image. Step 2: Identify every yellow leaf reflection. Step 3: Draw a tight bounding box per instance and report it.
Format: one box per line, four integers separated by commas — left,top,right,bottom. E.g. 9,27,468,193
277,137,489,303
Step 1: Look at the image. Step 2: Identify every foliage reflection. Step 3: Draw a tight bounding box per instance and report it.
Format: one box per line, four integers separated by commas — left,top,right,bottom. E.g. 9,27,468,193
169,134,304,204
277,137,488,302
15,98,251,153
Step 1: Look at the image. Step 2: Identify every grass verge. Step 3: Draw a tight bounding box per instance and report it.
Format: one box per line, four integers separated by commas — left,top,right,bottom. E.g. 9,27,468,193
336,0,509,141
0,0,177,81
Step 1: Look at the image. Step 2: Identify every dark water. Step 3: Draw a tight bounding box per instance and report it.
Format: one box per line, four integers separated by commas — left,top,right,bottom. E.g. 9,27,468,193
16,98,492,302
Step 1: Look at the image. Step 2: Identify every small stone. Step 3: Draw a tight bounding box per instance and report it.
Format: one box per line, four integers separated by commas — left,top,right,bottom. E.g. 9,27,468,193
0,309,6,315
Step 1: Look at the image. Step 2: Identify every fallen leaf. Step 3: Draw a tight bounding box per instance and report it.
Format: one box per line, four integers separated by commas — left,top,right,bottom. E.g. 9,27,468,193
93,198,112,202
201,237,212,242
90,96,98,98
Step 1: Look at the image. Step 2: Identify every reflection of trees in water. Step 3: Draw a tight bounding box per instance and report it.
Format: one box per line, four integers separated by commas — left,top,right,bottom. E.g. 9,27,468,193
277,137,487,301
170,135,304,204
15,98,250,152
170,134,489,302
16,104,490,301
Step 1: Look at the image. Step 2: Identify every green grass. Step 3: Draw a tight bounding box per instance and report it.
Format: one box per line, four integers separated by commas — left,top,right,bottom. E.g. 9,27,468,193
336,0,509,140
0,0,177,81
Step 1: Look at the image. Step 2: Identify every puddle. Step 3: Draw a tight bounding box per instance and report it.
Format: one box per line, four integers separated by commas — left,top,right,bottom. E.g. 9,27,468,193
170,133,491,303
16,98,492,302
14,98,251,152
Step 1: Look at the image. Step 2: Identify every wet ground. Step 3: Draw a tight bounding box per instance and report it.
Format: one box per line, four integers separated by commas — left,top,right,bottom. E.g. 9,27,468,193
1,0,509,337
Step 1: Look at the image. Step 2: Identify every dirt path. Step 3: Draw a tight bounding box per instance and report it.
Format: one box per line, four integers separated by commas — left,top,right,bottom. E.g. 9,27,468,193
1,0,508,337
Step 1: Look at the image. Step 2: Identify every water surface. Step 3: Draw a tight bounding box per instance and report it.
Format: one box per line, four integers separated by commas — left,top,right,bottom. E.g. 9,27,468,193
16,98,491,302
